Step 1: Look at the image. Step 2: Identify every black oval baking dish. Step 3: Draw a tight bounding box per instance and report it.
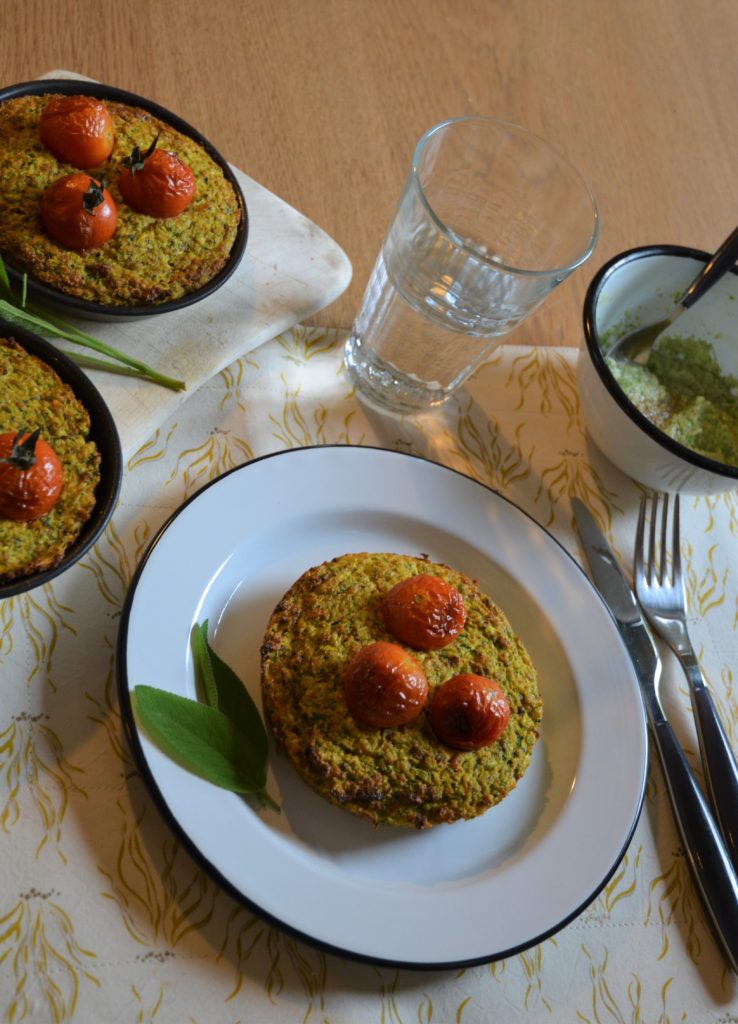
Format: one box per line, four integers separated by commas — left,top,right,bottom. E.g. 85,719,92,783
0,78,248,322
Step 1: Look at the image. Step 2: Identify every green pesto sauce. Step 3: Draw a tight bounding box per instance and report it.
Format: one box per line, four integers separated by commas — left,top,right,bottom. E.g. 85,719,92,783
606,336,738,466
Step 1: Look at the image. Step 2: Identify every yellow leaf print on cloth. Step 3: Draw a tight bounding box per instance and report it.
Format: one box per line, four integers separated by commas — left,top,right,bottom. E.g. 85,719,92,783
99,800,219,948
682,540,728,618
454,408,533,493
270,372,363,449
0,587,75,688
219,353,259,413
130,981,166,1023
0,888,98,1023
507,347,580,426
128,423,178,472
584,847,643,922
276,325,336,366
459,941,557,1015
166,428,254,499
717,664,737,744
79,519,139,610
218,904,328,1014
537,452,622,531
85,649,136,776
0,598,12,661
645,854,704,963
577,946,674,1024
693,491,738,535
374,967,406,1024
519,942,555,1013
0,711,86,861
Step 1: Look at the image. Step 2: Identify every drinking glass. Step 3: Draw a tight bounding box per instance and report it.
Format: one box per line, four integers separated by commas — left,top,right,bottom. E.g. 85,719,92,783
344,116,599,412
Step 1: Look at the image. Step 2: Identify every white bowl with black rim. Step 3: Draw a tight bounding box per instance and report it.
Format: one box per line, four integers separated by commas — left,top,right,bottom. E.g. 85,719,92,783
579,244,738,495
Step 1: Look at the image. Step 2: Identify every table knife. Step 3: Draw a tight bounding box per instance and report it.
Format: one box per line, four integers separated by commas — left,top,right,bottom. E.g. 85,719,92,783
572,497,738,973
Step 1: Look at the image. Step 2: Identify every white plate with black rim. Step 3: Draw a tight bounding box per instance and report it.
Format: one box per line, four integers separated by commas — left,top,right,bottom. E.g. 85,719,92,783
117,445,647,968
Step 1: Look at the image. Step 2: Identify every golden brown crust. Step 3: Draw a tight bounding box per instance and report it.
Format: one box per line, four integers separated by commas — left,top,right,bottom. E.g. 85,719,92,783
0,93,241,305
261,552,543,828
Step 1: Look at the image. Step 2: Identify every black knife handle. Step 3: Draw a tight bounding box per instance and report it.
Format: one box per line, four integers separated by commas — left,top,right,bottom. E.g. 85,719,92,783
652,715,738,972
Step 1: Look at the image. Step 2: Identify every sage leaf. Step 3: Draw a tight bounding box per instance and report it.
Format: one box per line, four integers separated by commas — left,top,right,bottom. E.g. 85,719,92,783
199,623,269,768
131,623,280,811
191,621,218,709
132,685,266,793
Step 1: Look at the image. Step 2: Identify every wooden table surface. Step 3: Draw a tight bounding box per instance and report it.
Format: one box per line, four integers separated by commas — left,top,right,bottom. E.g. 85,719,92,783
2,0,737,344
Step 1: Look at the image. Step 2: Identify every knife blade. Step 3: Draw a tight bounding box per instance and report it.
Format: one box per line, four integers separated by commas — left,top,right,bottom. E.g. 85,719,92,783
572,497,738,973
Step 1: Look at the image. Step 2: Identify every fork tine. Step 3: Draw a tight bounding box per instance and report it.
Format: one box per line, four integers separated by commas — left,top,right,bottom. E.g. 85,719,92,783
635,495,647,585
659,492,670,586
672,493,682,595
648,491,659,585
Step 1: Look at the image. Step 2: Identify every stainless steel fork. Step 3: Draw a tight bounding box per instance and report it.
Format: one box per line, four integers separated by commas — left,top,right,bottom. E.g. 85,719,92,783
635,492,738,875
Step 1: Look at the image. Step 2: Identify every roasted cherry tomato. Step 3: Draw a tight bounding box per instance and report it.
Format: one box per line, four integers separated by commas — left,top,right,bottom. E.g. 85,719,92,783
118,138,196,218
429,674,510,751
381,574,467,650
39,95,114,168
342,641,429,728
0,430,63,522
40,173,118,250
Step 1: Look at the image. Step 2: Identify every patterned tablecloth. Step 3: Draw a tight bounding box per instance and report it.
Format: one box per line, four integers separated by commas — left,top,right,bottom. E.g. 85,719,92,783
1,327,737,1023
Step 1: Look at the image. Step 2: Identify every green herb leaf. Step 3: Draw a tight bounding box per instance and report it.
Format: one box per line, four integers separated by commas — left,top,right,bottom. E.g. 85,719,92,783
0,255,186,392
132,685,266,793
0,299,186,392
191,621,218,709
202,627,269,768
132,623,280,812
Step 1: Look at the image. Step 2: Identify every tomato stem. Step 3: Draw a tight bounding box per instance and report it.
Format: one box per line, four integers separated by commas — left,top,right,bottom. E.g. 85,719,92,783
82,177,107,212
122,134,159,175
0,429,39,470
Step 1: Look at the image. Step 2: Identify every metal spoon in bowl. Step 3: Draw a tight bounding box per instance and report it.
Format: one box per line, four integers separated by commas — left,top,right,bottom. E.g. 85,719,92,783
608,224,738,364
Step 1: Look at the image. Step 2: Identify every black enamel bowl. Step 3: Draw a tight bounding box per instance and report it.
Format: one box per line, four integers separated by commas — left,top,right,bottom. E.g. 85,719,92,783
0,78,248,322
0,319,123,597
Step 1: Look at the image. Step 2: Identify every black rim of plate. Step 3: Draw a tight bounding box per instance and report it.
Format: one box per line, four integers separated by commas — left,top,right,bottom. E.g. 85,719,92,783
0,78,248,319
0,318,123,598
115,444,647,970
582,244,738,481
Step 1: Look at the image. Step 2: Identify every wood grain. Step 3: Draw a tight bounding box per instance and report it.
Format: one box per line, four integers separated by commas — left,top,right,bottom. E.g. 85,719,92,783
2,0,737,343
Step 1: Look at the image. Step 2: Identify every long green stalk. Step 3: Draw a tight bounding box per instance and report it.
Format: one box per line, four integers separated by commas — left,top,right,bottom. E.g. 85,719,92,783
63,351,144,377
0,255,186,392
0,300,186,391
